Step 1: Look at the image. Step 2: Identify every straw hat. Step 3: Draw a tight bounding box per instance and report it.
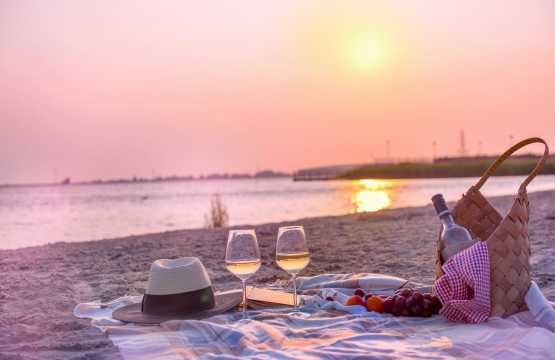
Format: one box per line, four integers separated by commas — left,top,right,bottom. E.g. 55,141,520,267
112,257,242,324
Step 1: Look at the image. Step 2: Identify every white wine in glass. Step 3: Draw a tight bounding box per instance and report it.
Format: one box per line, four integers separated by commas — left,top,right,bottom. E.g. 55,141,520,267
275,253,310,274
276,226,310,318
226,229,261,324
225,260,261,280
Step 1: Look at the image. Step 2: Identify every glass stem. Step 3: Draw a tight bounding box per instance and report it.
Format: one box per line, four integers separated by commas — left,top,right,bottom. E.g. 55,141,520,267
242,280,249,321
292,274,298,311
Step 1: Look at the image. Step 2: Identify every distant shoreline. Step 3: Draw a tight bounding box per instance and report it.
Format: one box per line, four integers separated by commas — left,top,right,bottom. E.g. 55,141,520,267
343,160,555,180
0,171,291,189
5,170,555,188
293,153,550,181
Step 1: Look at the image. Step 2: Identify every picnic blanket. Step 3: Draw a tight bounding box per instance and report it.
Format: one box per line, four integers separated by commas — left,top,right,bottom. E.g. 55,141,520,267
75,274,555,359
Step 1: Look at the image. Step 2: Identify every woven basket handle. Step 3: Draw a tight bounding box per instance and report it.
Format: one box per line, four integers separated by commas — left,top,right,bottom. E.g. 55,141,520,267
475,137,549,191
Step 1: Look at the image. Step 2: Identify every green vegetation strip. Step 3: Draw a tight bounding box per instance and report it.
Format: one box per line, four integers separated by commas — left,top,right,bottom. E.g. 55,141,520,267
343,161,555,180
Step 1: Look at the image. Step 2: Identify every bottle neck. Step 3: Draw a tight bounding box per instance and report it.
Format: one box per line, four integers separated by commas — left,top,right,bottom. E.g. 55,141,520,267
439,212,455,227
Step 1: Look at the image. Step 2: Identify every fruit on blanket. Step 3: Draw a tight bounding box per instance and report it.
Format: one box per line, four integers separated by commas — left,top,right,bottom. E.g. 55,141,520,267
412,292,423,304
391,306,401,317
317,289,438,318
354,288,365,297
366,295,384,313
400,288,412,298
411,304,422,316
386,292,438,318
345,295,365,306
383,298,394,312
430,295,442,314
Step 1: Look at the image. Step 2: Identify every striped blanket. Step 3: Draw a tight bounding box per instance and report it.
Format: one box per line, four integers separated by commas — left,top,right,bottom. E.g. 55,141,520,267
75,274,555,359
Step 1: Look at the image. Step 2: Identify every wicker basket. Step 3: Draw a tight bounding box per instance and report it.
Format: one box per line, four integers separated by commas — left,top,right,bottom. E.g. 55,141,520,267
435,137,549,318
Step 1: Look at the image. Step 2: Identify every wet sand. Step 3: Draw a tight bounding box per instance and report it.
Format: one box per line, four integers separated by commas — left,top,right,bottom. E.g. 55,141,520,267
1,190,555,359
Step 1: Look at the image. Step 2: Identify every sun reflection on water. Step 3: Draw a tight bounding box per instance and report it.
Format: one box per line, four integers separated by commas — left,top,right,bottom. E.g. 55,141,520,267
348,179,392,213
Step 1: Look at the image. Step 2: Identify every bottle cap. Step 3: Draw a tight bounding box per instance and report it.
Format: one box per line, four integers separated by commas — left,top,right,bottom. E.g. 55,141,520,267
431,194,450,216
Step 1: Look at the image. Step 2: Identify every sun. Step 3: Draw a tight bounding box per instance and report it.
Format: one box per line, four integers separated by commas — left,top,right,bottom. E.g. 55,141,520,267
352,39,381,66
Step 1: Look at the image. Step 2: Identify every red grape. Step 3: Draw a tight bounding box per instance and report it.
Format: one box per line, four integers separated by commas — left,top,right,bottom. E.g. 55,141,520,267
411,304,422,316
325,296,334,301
422,293,432,301
400,289,412,298
422,299,432,311
430,295,442,314
354,288,365,297
391,306,402,317
395,296,406,308
422,310,432,318
364,293,374,301
412,292,423,304
405,297,415,309
401,309,412,317
383,298,395,312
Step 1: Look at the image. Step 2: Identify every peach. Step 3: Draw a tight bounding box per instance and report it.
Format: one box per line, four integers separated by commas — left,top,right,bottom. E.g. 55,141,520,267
366,295,385,313
345,295,365,306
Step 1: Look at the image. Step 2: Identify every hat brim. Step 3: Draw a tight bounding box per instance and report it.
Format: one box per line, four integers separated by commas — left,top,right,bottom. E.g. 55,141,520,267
112,290,243,324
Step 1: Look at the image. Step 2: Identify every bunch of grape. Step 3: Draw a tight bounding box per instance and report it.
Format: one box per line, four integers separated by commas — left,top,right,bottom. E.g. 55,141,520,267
382,288,442,317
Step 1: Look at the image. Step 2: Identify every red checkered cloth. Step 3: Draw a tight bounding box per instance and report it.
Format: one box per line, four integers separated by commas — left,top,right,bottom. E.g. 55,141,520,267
435,242,490,323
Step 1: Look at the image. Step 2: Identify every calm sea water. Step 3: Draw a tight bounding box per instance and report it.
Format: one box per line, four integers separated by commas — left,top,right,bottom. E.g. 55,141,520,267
1,175,555,250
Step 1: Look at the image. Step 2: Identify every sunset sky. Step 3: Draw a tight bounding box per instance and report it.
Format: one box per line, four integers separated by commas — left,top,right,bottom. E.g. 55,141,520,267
1,1,554,184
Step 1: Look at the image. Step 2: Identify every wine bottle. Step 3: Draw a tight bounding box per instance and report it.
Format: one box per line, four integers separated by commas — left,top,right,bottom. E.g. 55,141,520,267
432,194,473,261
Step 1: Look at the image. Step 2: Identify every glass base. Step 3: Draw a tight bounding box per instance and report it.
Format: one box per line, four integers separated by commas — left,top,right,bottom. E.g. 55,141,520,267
237,317,259,325
289,310,311,318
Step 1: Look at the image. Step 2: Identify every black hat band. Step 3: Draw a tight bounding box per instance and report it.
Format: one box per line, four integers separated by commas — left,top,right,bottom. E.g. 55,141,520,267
141,285,216,316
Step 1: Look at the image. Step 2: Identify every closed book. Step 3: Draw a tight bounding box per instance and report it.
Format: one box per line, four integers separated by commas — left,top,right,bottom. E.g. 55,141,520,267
244,286,300,310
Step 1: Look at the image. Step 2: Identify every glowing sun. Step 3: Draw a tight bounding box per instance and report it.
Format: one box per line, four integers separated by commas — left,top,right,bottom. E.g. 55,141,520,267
353,39,381,66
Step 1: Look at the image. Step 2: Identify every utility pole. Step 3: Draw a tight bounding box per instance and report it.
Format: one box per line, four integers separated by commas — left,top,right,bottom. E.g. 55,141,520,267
459,130,467,157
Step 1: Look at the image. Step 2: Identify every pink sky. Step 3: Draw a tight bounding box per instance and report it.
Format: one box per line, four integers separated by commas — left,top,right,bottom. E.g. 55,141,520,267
1,1,554,184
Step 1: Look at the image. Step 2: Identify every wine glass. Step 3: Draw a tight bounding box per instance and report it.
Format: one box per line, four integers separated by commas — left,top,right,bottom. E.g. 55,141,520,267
276,226,310,318
225,229,261,324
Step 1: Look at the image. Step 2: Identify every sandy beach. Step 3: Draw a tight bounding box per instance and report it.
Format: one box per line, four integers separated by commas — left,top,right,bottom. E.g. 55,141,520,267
1,190,555,359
